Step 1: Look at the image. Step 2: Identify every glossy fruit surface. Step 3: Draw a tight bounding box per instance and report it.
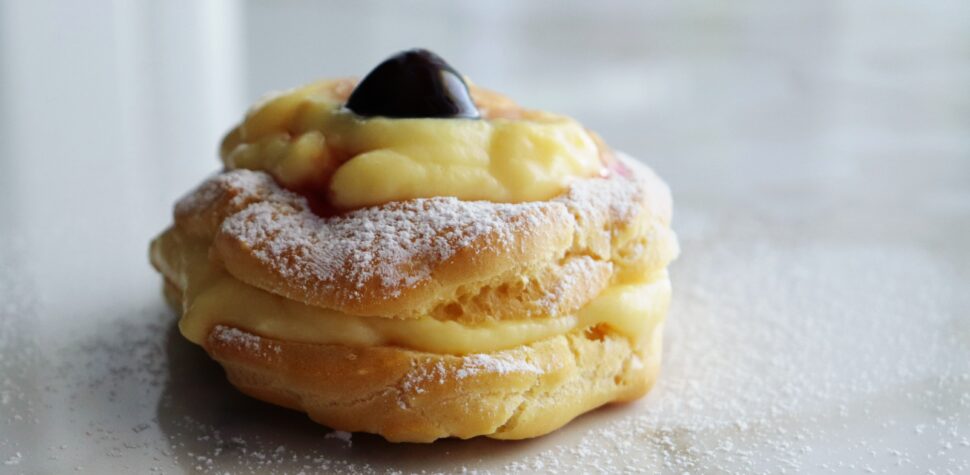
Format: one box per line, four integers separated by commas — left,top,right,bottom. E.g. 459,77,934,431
345,49,480,119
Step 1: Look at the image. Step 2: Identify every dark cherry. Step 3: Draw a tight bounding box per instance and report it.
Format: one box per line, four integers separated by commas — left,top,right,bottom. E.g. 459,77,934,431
345,49,480,119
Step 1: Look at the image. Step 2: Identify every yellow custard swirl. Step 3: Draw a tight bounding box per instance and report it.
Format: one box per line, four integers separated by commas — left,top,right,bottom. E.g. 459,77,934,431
152,230,670,355
168,78,667,355
220,80,605,210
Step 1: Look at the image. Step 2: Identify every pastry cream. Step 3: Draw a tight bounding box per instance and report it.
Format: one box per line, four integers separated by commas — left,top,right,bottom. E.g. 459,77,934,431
155,230,670,355
221,80,604,210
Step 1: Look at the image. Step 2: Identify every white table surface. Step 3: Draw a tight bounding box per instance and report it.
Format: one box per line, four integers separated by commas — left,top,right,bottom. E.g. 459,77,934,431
1,1,968,473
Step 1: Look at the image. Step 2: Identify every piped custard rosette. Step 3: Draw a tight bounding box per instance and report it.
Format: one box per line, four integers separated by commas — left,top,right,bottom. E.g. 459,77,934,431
150,49,679,442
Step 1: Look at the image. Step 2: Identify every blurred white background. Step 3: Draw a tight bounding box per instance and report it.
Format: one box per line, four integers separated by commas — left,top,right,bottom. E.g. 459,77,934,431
3,0,968,247
1,1,968,473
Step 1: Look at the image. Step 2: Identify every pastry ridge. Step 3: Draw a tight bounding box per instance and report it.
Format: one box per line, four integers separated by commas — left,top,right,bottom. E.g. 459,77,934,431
165,156,677,321
204,321,663,443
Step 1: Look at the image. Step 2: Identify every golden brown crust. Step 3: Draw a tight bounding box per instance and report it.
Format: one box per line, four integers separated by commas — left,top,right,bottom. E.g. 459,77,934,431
163,157,677,321
212,192,576,319
173,170,284,239
151,151,678,442
426,255,611,323
204,322,663,443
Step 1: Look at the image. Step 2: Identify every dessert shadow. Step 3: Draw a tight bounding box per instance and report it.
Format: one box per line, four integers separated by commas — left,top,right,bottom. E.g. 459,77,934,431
155,321,549,472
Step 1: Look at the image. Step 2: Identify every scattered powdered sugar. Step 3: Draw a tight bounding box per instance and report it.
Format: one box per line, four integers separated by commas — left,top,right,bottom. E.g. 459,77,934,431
211,325,282,356
559,163,642,226
0,240,46,470
3,169,969,473
208,166,653,306
174,169,277,221
212,325,262,350
399,353,542,400
225,195,547,298
454,353,542,379
0,232,965,473
534,255,605,311
3,451,22,466
325,431,353,446
492,208,970,474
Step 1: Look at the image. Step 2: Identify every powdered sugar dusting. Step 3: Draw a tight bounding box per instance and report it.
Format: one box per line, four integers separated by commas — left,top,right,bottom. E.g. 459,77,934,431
495,207,970,474
174,170,281,220
225,196,547,299
454,353,542,379
2,193,953,474
209,165,653,307
325,431,353,446
560,166,642,226
3,190,968,474
534,255,605,311
3,451,22,466
211,325,282,356
399,352,543,401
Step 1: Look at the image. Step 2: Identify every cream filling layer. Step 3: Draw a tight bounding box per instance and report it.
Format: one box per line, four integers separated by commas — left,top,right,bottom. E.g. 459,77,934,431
162,234,670,355
221,80,605,210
